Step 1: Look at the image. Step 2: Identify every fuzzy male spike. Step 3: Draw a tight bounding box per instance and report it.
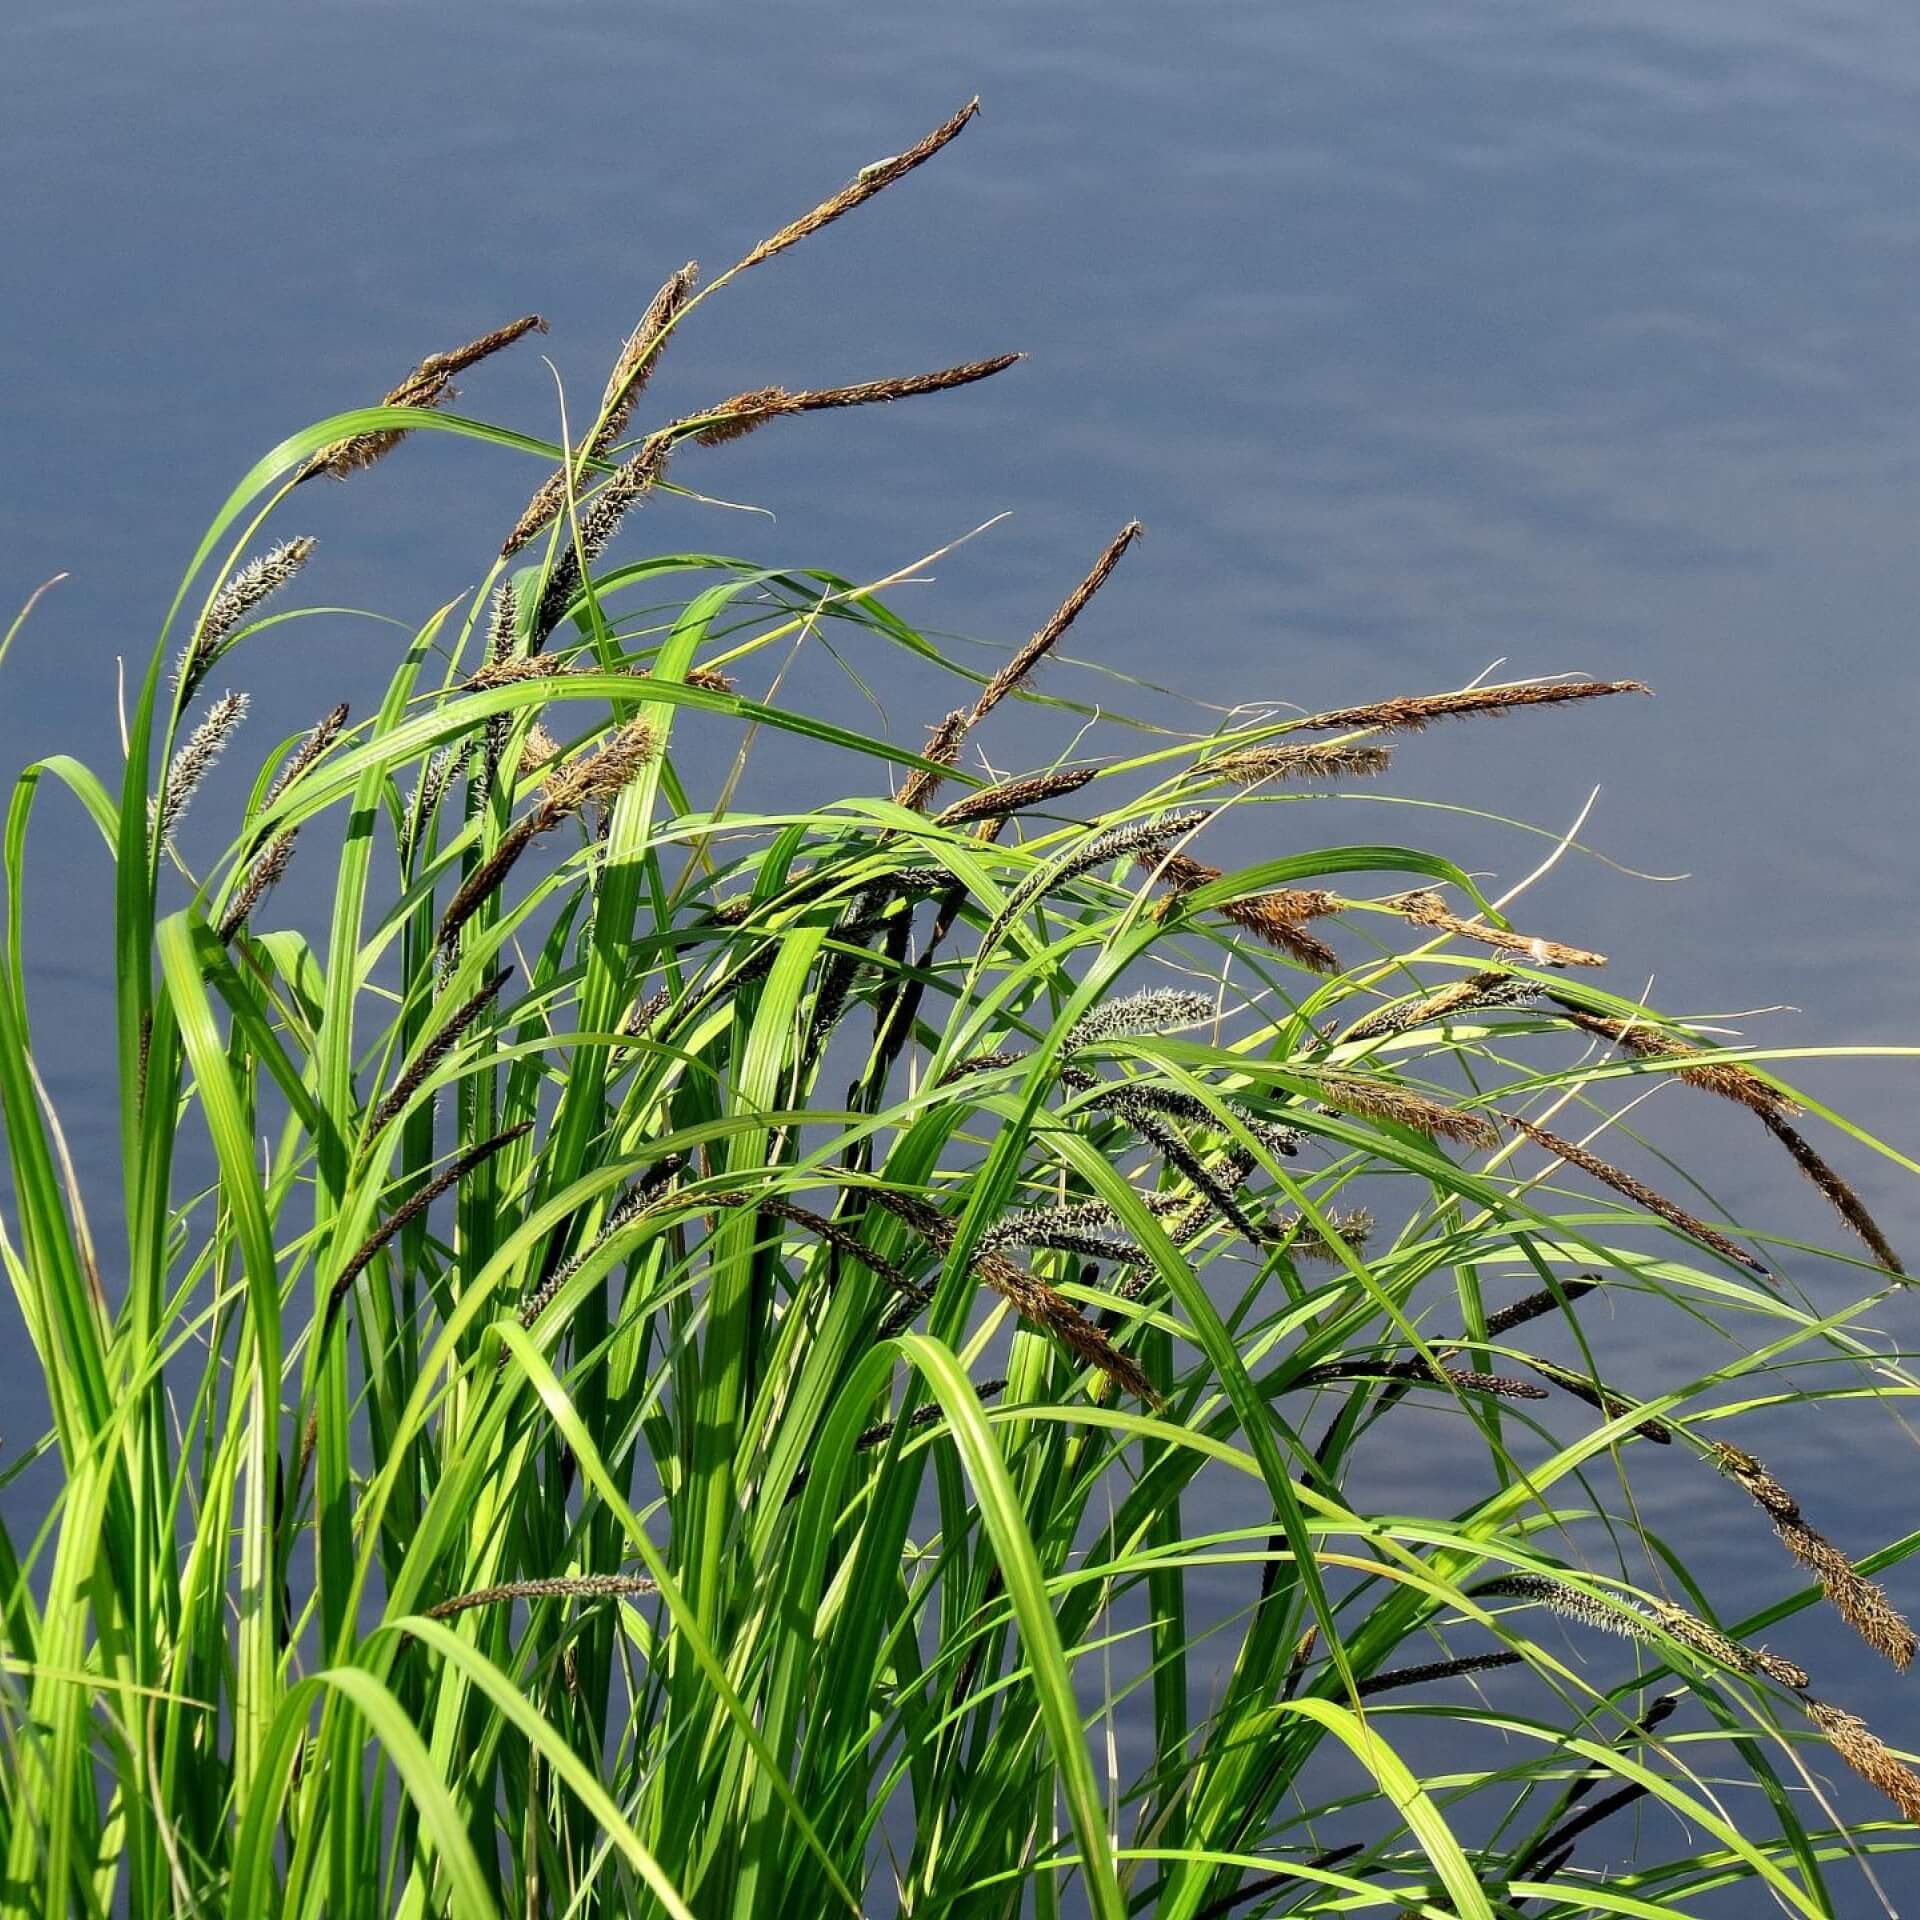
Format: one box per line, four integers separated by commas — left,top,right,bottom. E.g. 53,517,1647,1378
426,1573,658,1621
1203,740,1394,785
1294,1357,1548,1400
1342,972,1537,1044
1295,679,1649,736
1505,1115,1770,1276
436,717,655,954
1548,1000,1797,1118
502,262,699,558
1518,1355,1671,1443
899,523,1141,811
1387,891,1607,969
969,520,1143,728
864,1187,1160,1404
933,766,1097,828
529,433,673,643
323,1123,531,1335
218,702,350,940
1091,1078,1302,1161
299,315,546,482
1150,851,1344,972
1474,1572,1807,1688
684,355,1021,449
1356,1651,1524,1697
734,99,981,272
1713,1441,1916,1670
1315,1072,1498,1150
1480,1275,1603,1337
176,537,315,701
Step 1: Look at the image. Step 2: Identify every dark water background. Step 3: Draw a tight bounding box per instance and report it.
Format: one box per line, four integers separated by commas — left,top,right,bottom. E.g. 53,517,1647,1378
5,0,1920,1909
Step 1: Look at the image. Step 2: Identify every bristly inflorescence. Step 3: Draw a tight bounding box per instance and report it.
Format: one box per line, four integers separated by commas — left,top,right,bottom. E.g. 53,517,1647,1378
176,538,315,704
153,691,248,852
1063,988,1216,1054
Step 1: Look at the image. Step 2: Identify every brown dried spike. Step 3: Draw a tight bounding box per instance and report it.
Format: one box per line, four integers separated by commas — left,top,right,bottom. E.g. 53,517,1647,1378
970,521,1144,728
1316,1073,1499,1150
1388,891,1607,969
934,766,1097,828
895,709,970,813
1205,740,1394,785
300,315,547,482
363,968,513,1144
1757,1110,1906,1276
1149,854,1345,971
735,99,980,271
1295,680,1649,736
1805,1700,1920,1823
1714,1442,1917,1670
1550,1002,1796,1118
1505,1115,1770,1276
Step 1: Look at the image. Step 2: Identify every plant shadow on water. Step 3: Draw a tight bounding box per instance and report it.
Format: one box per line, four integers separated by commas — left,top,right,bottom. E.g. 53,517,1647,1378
2,96,1918,1920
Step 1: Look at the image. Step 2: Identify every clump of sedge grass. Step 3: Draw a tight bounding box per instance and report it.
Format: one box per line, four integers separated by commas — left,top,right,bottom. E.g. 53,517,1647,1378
2,101,1914,1920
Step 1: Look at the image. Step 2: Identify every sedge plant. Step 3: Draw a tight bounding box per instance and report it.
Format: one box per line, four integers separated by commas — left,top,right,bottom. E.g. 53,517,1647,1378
2,99,1918,1920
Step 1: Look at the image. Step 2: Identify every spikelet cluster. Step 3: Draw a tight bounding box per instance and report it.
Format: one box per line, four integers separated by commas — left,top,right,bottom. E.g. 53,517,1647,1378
299,315,546,481
362,967,512,1146
1475,1573,1806,1688
1357,1651,1523,1697
425,1573,657,1621
1757,1111,1906,1275
1150,851,1344,972
436,718,655,953
1517,1355,1671,1443
1804,1699,1920,1822
529,434,673,643
685,356,1021,449
1480,1275,1602,1337
979,1199,1149,1264
898,524,1140,810
324,1123,531,1333
1342,972,1537,1043
1296,679,1648,736
1713,1442,1916,1670
864,1188,1159,1403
